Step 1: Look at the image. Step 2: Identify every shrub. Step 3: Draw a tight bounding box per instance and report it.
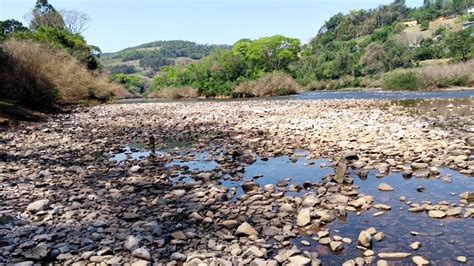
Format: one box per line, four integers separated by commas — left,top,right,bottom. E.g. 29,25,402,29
148,86,198,99
417,59,473,88
0,40,127,110
382,71,422,91
234,71,301,97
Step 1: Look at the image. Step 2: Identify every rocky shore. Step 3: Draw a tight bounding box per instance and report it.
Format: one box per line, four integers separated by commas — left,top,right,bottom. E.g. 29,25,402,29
1,99,473,265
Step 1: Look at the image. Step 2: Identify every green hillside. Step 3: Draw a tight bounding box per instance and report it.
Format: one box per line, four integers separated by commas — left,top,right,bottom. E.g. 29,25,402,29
101,40,231,77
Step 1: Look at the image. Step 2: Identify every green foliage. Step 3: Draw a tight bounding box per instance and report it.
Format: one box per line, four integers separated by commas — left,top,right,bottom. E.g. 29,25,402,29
102,40,231,73
149,35,301,97
420,20,430,30
108,64,137,74
445,27,473,61
12,27,100,70
110,74,148,93
0,20,28,41
382,71,422,90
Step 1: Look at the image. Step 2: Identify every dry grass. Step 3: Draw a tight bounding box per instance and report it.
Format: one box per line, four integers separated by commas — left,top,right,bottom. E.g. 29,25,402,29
382,59,474,90
234,71,302,97
416,59,474,89
0,40,127,110
148,86,198,99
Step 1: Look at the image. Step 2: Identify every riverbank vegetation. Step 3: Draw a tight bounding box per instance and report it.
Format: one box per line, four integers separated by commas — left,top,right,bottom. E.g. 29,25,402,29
0,0,126,111
144,0,473,97
1,0,474,106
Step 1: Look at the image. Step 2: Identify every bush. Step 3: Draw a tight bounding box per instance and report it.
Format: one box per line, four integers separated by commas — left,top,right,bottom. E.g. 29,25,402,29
0,40,127,110
417,59,473,88
234,71,301,97
148,86,198,99
382,71,422,91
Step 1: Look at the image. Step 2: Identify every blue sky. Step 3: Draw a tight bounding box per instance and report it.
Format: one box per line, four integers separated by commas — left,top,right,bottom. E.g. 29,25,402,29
1,0,423,52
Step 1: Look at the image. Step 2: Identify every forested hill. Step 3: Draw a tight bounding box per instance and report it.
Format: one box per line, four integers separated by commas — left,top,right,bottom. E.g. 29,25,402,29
291,0,473,84
101,40,231,76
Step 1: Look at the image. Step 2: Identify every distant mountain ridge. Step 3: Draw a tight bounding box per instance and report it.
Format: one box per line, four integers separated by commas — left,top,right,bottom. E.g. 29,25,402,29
101,40,231,76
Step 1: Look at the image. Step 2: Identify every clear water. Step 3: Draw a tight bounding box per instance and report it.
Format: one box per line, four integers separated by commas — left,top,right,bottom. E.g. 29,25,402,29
293,168,474,264
115,90,474,104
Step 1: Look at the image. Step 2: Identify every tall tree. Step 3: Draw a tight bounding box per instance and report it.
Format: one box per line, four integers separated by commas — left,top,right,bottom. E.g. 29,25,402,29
29,0,65,30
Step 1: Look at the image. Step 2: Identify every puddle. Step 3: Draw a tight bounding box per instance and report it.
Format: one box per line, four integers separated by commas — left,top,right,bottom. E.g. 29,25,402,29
110,144,154,163
219,154,334,198
110,139,192,163
293,168,474,264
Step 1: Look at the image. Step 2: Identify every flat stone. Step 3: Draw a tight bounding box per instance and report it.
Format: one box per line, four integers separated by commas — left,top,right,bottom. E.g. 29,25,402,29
456,256,467,263
412,256,429,265
132,248,150,261
378,183,393,191
428,210,446,219
378,252,411,259
27,199,50,213
274,249,299,263
446,207,462,216
410,241,421,250
296,208,311,227
287,255,311,266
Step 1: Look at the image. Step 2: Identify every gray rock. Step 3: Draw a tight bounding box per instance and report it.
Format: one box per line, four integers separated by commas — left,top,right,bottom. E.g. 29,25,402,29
132,248,150,261
26,199,50,213
124,235,141,251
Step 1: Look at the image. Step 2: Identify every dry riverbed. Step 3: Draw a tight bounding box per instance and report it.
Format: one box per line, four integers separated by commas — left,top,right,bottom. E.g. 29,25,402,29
1,98,473,265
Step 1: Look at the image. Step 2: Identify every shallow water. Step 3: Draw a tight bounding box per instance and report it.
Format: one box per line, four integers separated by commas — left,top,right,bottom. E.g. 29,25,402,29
290,90,474,101
219,154,334,198
293,168,474,264
109,142,474,263
115,90,474,104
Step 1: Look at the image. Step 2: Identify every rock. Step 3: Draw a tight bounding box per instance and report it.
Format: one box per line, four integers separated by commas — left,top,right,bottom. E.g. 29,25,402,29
236,222,258,236
378,183,393,191
170,252,186,261
296,208,311,227
334,162,347,184
377,260,388,266
129,165,141,173
460,192,474,201
131,260,150,266
456,256,467,263
342,259,355,266
274,249,299,263
358,231,372,248
123,212,140,220
222,219,239,229
412,162,429,169
287,255,311,266
330,241,343,251
374,204,391,210
410,241,421,250
374,232,384,241
242,181,259,193
446,207,462,216
124,235,141,251
344,151,359,160
26,199,50,213
171,231,187,240
244,246,264,258
364,250,375,256
24,243,50,260
378,253,411,259
132,248,150,261
412,256,429,265
428,210,446,219
302,193,320,207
